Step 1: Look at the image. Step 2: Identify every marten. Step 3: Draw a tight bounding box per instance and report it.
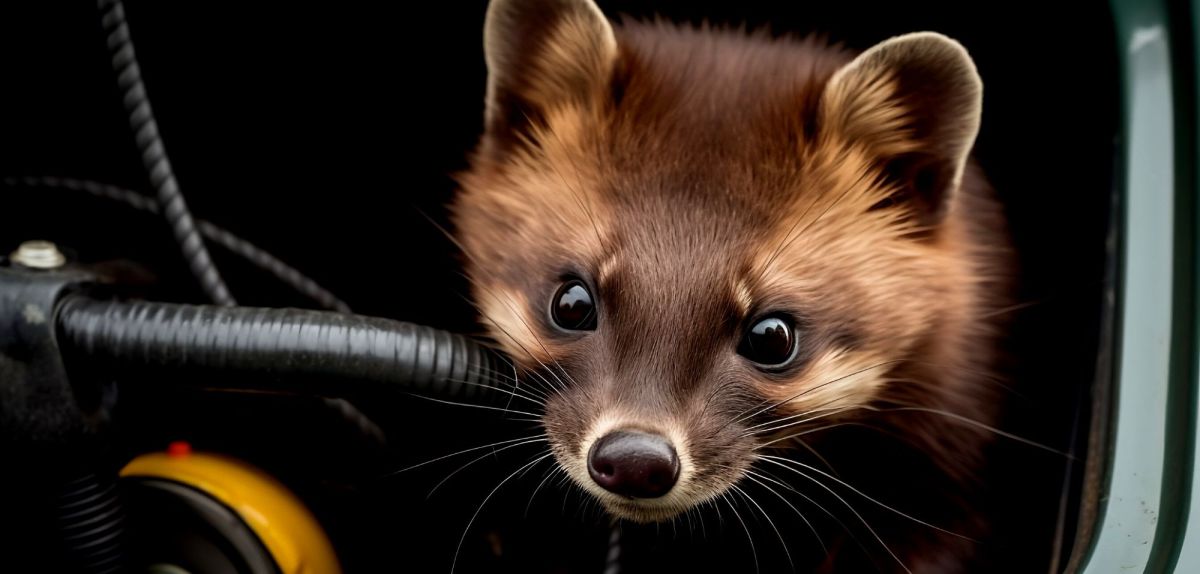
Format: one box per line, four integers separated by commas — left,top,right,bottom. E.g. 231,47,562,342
452,0,1011,571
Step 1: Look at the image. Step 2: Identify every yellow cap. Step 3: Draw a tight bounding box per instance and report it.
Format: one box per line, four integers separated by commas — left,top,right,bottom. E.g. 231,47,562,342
122,446,342,574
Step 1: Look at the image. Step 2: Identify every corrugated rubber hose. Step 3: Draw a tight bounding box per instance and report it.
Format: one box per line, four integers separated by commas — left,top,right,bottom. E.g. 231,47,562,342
55,296,510,402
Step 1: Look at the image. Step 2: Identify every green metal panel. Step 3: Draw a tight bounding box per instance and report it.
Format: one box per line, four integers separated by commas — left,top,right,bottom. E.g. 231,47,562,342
1077,0,1198,572
1160,0,1200,570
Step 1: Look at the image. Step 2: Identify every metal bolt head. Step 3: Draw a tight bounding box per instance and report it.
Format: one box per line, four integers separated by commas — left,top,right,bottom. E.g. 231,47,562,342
10,240,66,270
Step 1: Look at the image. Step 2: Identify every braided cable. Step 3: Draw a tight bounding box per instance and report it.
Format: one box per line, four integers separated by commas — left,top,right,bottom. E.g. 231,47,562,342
98,0,235,305
4,176,351,313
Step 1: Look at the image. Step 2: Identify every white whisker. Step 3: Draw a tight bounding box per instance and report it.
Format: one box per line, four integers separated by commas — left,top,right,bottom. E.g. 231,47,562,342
451,452,554,573
731,483,793,571
759,456,912,574
428,437,548,498
387,434,546,476
721,492,760,574
760,455,974,542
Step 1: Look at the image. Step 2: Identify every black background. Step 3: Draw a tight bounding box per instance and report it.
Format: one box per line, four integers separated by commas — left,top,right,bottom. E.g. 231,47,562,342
1,1,1117,572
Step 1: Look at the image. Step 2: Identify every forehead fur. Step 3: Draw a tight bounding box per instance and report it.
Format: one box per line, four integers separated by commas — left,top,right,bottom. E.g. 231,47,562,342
456,23,853,274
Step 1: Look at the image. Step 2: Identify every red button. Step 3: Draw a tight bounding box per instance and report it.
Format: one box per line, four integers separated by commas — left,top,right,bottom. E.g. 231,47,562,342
167,441,192,458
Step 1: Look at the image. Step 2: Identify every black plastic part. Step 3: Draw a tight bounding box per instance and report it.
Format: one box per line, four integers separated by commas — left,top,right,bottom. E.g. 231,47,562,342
0,266,129,573
1,264,514,572
125,478,281,574
55,296,511,402
0,267,95,448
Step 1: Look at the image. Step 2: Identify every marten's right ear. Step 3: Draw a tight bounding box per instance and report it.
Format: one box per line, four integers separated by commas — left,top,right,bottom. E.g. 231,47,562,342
483,0,617,145
819,33,982,227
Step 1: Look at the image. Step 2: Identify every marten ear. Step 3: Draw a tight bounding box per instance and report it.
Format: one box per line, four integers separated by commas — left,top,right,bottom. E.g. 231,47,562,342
820,32,982,225
483,0,617,145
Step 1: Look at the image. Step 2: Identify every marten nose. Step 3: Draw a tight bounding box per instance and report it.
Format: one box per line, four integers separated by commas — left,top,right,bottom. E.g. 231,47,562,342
587,431,680,498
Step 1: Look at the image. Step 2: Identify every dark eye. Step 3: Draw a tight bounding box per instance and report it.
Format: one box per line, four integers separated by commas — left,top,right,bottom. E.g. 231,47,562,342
739,315,796,367
551,279,597,331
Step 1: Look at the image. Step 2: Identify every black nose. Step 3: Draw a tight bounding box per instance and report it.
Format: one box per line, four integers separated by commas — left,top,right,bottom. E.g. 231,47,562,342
587,431,680,498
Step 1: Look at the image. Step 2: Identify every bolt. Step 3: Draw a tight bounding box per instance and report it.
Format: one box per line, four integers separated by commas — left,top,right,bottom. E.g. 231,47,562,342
10,240,66,270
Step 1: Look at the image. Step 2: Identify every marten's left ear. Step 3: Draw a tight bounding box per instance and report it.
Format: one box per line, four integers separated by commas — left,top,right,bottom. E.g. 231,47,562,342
820,32,982,225
483,0,617,148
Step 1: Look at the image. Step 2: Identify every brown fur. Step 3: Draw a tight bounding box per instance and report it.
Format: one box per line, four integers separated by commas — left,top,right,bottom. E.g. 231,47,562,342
453,1,1011,571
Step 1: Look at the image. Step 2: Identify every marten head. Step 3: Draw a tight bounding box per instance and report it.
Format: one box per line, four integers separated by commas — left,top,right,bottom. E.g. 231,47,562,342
453,0,985,523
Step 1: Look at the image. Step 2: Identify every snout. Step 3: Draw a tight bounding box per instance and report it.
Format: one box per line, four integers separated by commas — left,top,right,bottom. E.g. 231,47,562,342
587,430,680,498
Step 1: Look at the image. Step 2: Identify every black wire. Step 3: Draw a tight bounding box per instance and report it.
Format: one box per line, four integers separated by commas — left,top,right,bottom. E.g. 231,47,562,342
98,0,235,306
4,176,352,313
605,521,622,574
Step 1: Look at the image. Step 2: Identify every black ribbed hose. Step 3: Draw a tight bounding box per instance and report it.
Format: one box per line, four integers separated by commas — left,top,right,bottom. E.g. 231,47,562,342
57,470,126,574
55,297,510,402
98,0,235,306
